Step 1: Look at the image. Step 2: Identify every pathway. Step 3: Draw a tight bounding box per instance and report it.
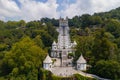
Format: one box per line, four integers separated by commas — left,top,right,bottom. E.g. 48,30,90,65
51,67,76,77
51,58,110,80
51,67,110,80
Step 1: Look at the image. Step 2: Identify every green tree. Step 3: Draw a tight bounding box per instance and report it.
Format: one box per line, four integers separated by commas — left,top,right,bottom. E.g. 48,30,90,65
34,35,44,48
5,21,18,29
105,19,120,38
1,36,46,78
74,36,94,64
91,16,102,25
17,20,26,27
92,29,117,62
46,22,58,40
81,14,92,28
41,31,54,47
93,60,120,79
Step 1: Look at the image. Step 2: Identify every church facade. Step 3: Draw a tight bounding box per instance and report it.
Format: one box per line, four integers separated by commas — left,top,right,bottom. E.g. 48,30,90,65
51,17,77,58
43,55,53,70
43,17,87,70
77,54,87,71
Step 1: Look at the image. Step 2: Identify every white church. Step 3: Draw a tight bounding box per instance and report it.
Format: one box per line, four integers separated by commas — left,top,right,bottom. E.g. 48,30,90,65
43,17,87,71
51,17,77,58
77,54,87,71
43,55,52,70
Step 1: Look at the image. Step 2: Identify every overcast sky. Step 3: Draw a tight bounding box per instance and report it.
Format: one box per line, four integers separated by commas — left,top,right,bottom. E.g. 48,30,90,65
0,0,120,21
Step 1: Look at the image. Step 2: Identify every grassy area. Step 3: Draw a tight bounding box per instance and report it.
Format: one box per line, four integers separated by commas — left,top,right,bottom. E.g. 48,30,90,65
0,69,96,80
0,77,5,80
73,74,96,80
52,73,96,80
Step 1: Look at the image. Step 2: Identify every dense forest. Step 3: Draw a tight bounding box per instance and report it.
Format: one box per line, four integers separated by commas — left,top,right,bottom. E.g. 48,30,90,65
0,7,120,80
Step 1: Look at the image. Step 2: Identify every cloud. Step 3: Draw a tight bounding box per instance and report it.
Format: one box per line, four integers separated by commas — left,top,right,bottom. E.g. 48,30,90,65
0,0,120,21
19,0,59,21
61,0,120,18
0,0,59,21
0,15,5,21
0,0,20,21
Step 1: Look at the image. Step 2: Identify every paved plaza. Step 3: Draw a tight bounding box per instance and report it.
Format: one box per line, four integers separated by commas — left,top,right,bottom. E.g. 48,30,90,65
51,58,110,80
51,58,84,77
51,66,77,77
43,17,110,80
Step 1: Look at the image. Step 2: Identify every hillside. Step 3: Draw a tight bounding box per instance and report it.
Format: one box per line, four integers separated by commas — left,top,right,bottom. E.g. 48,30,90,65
0,7,120,80
94,7,120,20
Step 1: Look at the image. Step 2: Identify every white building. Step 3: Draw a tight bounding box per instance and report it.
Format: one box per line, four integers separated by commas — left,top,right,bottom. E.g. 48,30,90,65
51,41,58,57
51,17,77,58
43,55,53,70
77,54,87,71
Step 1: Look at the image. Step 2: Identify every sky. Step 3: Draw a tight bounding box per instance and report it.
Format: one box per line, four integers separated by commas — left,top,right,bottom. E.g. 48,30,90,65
0,0,120,22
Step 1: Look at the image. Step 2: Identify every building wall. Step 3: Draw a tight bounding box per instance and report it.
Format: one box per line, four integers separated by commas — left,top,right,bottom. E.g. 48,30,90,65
77,63,86,71
51,18,76,58
43,63,52,70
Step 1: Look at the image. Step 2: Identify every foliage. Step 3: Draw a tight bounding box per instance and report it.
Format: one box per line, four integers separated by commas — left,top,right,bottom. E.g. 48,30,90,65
33,35,44,48
94,7,120,20
41,70,96,80
0,37,46,78
74,36,94,64
92,60,120,79
104,19,120,38
92,29,117,61
73,74,96,80
0,6,120,80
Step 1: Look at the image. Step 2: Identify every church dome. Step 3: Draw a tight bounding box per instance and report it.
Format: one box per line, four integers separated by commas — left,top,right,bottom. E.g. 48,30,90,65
77,54,86,63
52,41,57,45
43,55,52,63
73,41,77,45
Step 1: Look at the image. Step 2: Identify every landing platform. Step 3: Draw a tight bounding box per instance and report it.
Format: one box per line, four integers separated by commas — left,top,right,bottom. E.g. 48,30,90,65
51,67,77,77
